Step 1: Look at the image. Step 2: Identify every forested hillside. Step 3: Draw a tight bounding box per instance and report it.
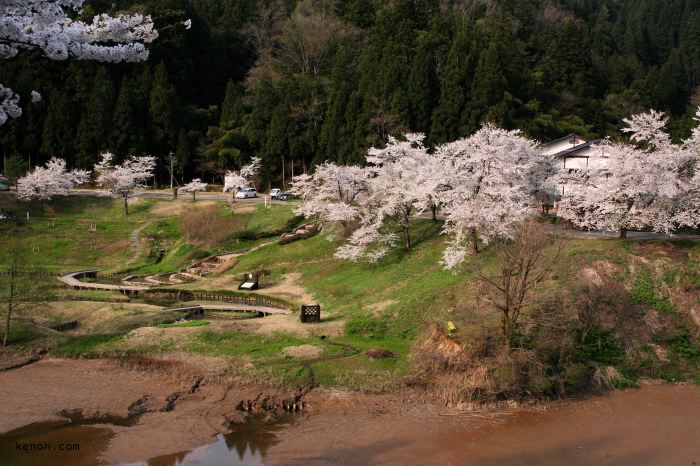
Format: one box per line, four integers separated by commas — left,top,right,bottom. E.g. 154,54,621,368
2,0,700,188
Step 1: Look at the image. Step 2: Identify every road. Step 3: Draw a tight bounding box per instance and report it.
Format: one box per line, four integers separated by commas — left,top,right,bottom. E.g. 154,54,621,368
67,188,290,205
7,189,699,241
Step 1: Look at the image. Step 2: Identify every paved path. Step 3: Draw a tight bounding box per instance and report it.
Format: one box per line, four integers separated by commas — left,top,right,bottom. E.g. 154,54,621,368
414,211,700,241
58,270,148,293
11,190,697,242
67,189,290,205
546,228,700,240
58,271,292,315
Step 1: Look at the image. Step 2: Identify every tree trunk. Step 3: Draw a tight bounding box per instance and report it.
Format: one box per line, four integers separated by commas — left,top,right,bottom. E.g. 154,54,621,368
192,192,196,201
431,205,437,221
173,188,178,200
501,312,511,352
123,196,129,215
471,229,479,254
619,227,627,239
403,226,411,250
3,304,9,347
3,269,15,347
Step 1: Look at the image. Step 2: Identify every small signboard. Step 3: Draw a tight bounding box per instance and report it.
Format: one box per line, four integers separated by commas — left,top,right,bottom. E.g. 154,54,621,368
300,304,321,323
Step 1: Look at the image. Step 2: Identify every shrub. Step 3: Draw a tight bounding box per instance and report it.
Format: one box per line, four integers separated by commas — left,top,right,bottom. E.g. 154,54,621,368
666,331,699,359
575,329,624,365
180,205,245,248
563,362,592,391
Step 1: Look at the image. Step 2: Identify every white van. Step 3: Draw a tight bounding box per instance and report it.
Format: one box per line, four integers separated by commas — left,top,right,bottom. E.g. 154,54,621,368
235,188,257,199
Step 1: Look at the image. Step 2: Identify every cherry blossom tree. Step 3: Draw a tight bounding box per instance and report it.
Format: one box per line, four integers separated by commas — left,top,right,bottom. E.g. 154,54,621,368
292,162,370,237
223,157,261,195
530,146,560,215
437,124,541,267
16,157,89,208
674,109,700,229
558,108,698,237
0,0,159,126
556,140,651,237
0,84,21,126
94,152,156,215
180,178,208,201
334,133,434,262
623,107,700,233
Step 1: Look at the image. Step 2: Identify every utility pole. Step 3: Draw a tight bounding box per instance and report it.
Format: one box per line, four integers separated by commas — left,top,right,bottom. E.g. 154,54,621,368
168,151,175,190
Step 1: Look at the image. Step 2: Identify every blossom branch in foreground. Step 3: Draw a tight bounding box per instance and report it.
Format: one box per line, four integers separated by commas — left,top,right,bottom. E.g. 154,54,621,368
0,0,159,126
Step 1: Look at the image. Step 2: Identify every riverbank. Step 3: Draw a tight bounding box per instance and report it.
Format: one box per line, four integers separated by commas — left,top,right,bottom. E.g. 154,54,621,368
1,358,699,465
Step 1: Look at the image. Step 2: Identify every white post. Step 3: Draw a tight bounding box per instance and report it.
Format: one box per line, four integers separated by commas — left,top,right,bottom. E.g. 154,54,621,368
26,211,29,220
265,195,268,207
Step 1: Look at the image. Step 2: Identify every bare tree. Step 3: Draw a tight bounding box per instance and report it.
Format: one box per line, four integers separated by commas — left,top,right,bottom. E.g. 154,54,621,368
477,221,563,351
0,245,53,346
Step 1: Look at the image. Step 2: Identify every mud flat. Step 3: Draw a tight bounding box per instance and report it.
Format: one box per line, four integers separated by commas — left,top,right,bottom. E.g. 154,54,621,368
0,358,294,464
0,358,699,465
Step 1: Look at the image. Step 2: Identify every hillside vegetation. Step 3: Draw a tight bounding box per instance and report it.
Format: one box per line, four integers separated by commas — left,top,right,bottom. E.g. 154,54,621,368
1,195,699,398
3,0,700,187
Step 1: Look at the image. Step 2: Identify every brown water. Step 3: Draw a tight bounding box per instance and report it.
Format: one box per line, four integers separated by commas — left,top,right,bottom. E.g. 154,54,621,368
0,415,292,466
1,384,699,466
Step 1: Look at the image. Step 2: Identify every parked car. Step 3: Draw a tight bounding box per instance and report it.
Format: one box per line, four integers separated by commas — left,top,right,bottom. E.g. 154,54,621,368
270,188,283,199
235,187,257,199
0,183,9,191
278,191,297,201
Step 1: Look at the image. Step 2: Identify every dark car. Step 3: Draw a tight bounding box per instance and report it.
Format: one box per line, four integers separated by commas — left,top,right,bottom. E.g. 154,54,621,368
0,183,9,191
278,191,297,201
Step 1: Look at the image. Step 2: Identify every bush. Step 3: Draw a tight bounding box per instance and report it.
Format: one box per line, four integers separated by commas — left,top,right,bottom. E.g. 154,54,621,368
575,329,624,365
666,331,699,359
563,362,592,391
180,205,245,247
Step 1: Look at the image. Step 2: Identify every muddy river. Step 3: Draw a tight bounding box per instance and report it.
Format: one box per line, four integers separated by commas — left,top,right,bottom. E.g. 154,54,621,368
0,359,698,465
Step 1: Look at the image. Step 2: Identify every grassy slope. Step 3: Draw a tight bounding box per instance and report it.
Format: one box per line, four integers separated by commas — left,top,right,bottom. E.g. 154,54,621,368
1,194,698,392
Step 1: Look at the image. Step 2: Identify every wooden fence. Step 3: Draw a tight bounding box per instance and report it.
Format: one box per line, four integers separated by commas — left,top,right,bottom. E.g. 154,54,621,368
145,290,288,310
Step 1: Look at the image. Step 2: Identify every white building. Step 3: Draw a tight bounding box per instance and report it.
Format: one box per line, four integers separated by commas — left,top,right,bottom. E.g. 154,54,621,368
540,134,601,195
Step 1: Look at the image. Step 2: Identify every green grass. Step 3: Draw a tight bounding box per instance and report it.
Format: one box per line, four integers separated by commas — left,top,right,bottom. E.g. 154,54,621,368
52,334,123,358
0,194,155,271
4,194,700,393
157,319,210,328
630,264,679,314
